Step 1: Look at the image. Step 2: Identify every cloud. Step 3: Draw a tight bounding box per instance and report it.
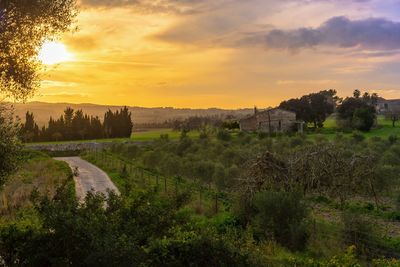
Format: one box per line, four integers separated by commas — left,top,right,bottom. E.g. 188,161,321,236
64,35,99,51
276,79,337,85
265,16,400,51
78,0,209,14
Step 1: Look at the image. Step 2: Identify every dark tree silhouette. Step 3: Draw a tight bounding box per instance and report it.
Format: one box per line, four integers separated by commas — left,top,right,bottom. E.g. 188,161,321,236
279,89,337,128
23,107,133,142
0,0,77,100
337,90,378,131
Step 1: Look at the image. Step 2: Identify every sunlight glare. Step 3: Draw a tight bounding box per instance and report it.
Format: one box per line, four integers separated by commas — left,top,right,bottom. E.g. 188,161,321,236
38,41,73,65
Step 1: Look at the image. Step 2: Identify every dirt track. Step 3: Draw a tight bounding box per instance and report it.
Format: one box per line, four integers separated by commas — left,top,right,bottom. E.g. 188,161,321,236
55,157,120,201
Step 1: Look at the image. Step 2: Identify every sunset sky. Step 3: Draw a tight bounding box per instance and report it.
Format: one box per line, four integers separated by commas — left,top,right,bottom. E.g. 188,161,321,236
34,0,400,108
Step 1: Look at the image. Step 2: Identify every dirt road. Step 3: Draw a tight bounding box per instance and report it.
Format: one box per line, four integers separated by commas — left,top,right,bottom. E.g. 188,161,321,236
55,157,120,201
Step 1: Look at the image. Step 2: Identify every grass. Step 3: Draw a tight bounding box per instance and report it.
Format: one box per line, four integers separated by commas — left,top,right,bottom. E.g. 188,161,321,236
25,115,400,146
26,128,200,145
82,150,228,216
132,128,200,141
308,115,400,140
0,152,74,220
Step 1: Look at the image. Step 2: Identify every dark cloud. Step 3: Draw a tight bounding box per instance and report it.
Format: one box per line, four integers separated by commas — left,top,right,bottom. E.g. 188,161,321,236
265,16,400,51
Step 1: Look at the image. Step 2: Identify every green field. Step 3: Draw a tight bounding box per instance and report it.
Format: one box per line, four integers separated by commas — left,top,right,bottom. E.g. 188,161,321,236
26,129,200,145
25,116,400,146
309,115,400,140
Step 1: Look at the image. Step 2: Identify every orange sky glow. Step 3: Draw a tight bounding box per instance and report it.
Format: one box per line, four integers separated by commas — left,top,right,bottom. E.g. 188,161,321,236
33,0,400,108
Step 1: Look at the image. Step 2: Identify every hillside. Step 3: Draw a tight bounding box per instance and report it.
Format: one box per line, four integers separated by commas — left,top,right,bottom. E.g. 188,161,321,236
10,102,253,126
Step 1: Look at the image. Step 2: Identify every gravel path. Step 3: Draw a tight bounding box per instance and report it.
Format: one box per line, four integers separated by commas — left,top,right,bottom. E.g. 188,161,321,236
55,157,120,201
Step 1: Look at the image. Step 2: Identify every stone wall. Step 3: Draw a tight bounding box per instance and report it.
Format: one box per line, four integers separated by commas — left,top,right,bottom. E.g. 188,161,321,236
239,108,297,133
27,142,107,152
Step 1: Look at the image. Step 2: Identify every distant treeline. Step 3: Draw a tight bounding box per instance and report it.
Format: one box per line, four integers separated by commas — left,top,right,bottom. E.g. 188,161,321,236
21,107,133,142
136,115,240,131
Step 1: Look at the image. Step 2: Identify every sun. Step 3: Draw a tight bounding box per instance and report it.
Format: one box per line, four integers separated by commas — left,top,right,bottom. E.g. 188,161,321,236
38,41,73,65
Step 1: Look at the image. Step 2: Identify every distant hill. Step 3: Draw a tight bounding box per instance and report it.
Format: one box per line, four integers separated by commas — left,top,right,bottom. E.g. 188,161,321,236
10,102,254,127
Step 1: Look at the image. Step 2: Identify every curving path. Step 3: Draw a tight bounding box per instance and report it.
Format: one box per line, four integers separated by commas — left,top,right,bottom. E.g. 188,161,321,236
55,157,120,201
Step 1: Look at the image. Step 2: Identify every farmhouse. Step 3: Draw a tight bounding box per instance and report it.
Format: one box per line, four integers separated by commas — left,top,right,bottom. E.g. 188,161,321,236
240,107,301,133
376,98,400,114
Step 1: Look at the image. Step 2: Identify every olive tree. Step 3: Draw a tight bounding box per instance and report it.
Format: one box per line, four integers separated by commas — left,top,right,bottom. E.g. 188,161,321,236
0,0,77,100
0,105,21,187
0,0,77,186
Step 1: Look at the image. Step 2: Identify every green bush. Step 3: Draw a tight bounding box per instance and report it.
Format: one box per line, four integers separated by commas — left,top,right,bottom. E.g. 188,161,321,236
388,135,398,145
341,212,377,257
351,131,365,142
353,107,375,132
217,129,232,142
252,190,310,251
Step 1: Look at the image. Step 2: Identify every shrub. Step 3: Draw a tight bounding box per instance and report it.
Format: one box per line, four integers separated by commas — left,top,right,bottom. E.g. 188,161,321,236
351,131,365,143
252,190,310,251
389,135,398,145
258,131,269,140
217,129,232,142
341,212,377,257
352,107,375,132
373,258,400,266
290,136,304,147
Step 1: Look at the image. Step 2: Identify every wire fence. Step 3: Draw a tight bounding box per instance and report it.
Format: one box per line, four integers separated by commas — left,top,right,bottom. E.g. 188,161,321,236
83,148,400,260
312,220,400,259
83,148,230,215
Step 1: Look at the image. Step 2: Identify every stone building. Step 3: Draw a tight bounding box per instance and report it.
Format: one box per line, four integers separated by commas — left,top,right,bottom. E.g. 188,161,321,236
240,107,302,133
376,98,400,114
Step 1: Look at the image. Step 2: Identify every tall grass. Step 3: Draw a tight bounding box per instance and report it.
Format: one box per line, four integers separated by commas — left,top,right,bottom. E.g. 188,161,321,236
0,155,73,219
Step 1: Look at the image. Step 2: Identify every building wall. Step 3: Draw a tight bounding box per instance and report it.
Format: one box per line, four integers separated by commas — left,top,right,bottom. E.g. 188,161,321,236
240,109,297,133
240,116,258,131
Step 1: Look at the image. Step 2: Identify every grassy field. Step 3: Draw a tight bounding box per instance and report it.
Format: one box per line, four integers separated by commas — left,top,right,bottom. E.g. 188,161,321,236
0,151,74,220
25,115,400,146
26,128,200,145
309,115,400,140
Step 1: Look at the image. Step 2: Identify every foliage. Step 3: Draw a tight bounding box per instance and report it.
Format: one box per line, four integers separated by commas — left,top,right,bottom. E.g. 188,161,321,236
341,212,375,250
0,0,77,100
384,106,400,128
373,258,400,266
337,90,378,132
353,106,376,131
0,187,253,267
279,89,337,128
238,143,387,208
217,129,232,141
0,154,73,219
288,246,361,267
252,190,310,251
21,107,133,142
0,105,21,187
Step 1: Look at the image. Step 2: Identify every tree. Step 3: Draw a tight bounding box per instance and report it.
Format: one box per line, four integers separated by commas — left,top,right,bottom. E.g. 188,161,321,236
103,107,133,138
0,0,77,101
279,89,337,128
0,105,21,187
0,0,77,186
385,107,400,128
0,187,250,266
337,90,378,131
252,190,310,251
353,106,376,131
21,111,39,142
